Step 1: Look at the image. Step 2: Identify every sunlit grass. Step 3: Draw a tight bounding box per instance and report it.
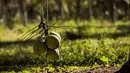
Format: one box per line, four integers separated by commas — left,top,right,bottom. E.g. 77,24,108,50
0,19,129,41
0,20,129,72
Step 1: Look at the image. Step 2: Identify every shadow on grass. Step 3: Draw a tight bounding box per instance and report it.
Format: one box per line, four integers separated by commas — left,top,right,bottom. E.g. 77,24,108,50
0,65,26,72
0,65,47,72
0,24,129,47
0,40,34,48
66,24,130,40
66,31,130,40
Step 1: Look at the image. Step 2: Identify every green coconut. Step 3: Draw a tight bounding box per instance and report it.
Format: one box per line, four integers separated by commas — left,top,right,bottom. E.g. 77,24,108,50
46,49,59,61
33,39,47,54
45,35,60,49
50,31,61,41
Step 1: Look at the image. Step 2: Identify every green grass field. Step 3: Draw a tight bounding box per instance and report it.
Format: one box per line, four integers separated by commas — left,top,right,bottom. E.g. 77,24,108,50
0,20,129,73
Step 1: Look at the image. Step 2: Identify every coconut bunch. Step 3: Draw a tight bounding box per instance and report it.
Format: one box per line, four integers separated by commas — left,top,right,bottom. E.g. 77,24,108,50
33,31,61,61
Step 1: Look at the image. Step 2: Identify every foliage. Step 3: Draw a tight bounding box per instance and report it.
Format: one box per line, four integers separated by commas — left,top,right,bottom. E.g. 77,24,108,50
0,36,129,67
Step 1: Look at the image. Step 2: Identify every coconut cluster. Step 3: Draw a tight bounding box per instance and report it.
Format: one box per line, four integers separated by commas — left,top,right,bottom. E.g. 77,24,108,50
33,31,61,61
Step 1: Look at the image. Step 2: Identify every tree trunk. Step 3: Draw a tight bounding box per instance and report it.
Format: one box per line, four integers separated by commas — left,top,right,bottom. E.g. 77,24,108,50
19,0,28,26
109,0,117,23
129,0,130,21
75,0,81,21
0,0,2,18
3,0,13,29
88,0,93,20
113,0,117,23
55,0,64,19
128,0,130,33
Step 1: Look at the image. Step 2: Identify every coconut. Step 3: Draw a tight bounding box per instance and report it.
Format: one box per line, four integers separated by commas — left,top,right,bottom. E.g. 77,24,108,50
45,35,60,49
50,31,61,41
33,39,47,54
46,49,59,61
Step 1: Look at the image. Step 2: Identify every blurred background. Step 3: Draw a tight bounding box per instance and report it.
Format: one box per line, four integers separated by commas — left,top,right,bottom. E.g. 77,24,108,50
0,0,130,72
0,0,129,40
0,0,129,27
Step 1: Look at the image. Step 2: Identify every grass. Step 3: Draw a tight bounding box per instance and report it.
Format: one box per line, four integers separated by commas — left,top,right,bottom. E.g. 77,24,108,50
0,66,89,73
0,19,129,72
